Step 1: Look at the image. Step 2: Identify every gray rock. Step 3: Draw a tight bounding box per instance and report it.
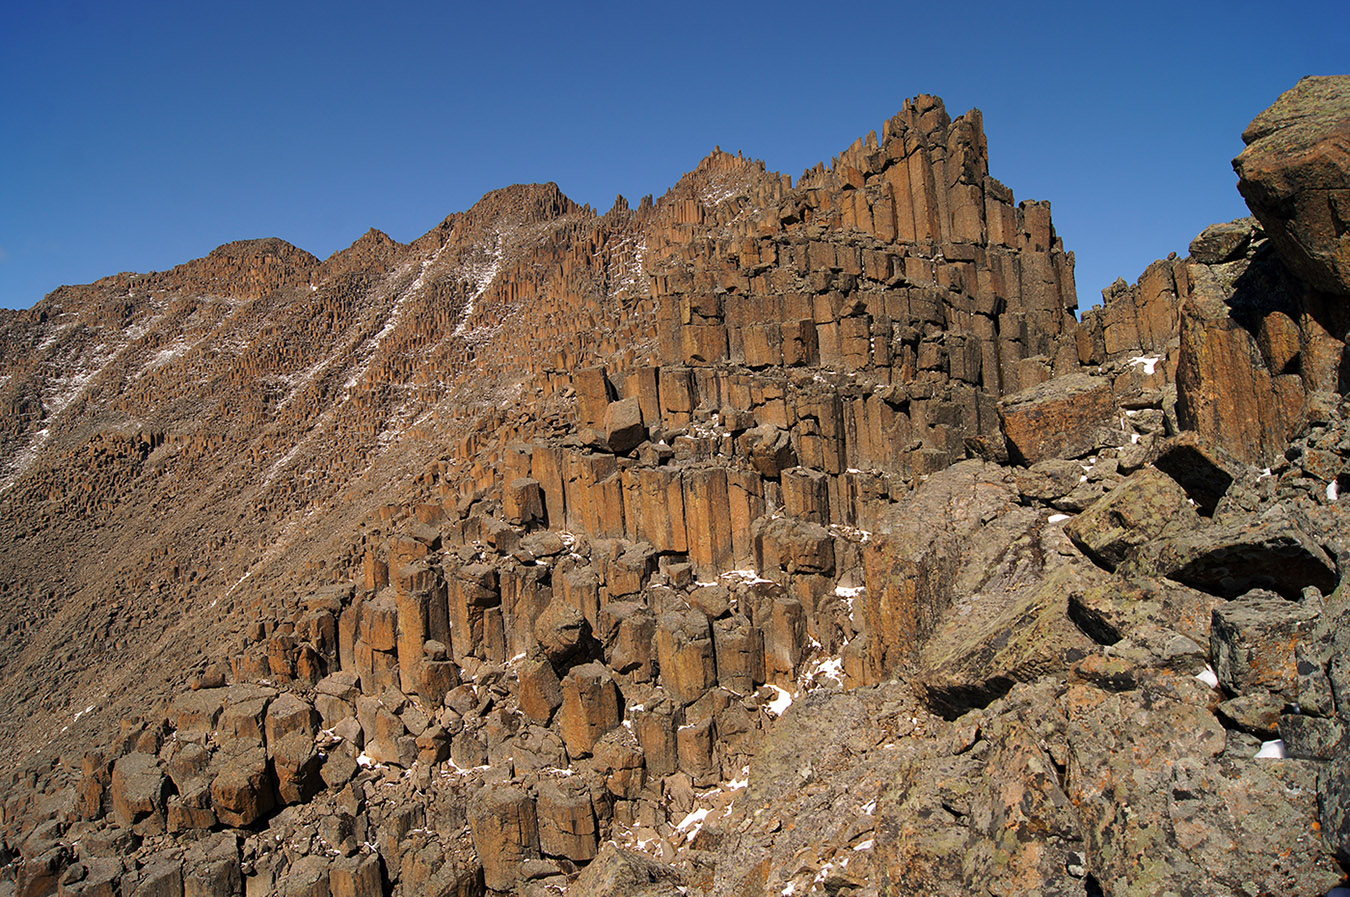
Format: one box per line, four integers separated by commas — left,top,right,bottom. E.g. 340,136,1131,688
1152,507,1338,600
1189,218,1257,265
568,841,685,896
1065,468,1199,570
1210,589,1320,700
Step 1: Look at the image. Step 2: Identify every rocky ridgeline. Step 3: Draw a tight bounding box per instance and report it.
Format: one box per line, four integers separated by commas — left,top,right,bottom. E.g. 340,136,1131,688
1,78,1349,896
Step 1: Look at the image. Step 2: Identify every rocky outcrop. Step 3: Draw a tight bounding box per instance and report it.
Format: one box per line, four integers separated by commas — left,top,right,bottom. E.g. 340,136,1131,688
2,80,1350,897
1236,75,1350,296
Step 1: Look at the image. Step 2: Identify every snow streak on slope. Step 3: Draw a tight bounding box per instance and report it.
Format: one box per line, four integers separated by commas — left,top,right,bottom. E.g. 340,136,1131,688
342,248,445,392
451,230,505,342
1,300,174,493
264,233,507,491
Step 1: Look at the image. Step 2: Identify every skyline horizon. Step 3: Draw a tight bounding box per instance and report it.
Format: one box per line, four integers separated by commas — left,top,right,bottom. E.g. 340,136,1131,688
3,1,1346,311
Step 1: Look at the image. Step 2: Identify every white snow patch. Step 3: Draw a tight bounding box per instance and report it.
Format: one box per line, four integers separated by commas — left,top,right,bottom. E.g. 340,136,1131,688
1048,513,1071,524
0,426,52,493
861,799,877,815
146,342,188,369
853,839,875,851
806,656,845,687
829,523,873,544
1259,467,1273,480
1255,739,1286,759
1329,480,1340,502
452,232,507,341
276,354,336,410
605,234,649,299
1196,666,1220,689
676,807,710,841
722,569,774,585
1128,354,1162,375
834,584,866,598
764,684,793,718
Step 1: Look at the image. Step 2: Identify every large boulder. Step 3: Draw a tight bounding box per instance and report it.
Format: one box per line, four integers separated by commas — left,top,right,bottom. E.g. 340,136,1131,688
557,661,622,757
1173,249,1310,466
603,396,646,454
858,461,1020,683
1066,681,1341,895
468,784,539,892
1210,588,1321,700
1065,468,1200,570
1147,506,1338,600
655,609,717,705
536,778,598,861
999,373,1115,464
210,748,275,827
1234,75,1350,296
568,842,685,897
110,752,167,828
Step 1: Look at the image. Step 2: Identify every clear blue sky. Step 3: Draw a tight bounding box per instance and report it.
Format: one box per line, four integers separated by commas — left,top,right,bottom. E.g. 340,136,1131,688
2,1,1346,310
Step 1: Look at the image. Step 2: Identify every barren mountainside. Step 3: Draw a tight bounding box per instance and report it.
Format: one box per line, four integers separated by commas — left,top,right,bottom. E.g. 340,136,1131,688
1,78,1349,896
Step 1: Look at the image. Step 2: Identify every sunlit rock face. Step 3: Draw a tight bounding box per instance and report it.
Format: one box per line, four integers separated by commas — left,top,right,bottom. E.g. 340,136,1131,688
2,82,1350,897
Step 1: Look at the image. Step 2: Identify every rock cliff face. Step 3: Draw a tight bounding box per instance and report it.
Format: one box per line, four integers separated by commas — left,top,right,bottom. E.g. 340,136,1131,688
1,78,1349,897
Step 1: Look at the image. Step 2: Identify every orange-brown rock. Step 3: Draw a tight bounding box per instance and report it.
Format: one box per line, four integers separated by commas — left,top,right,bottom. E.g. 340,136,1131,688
656,609,716,706
1235,76,1350,296
468,784,539,892
1000,373,1115,464
518,655,564,724
110,752,166,828
536,778,599,861
558,662,622,758
209,749,274,827
6,82,1350,897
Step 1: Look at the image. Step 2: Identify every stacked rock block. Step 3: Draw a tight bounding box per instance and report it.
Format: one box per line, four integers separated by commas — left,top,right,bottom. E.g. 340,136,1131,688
54,490,857,895
644,96,1080,396
485,97,1087,607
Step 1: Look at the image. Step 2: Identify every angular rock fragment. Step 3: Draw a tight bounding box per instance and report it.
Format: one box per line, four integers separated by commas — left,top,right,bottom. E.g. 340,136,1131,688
1065,468,1199,569
603,396,646,454
1210,588,1320,700
468,784,539,892
569,841,685,896
209,748,275,827
110,752,166,829
1000,373,1115,464
1155,508,1337,600
558,661,621,757
1235,75,1350,296
536,777,598,861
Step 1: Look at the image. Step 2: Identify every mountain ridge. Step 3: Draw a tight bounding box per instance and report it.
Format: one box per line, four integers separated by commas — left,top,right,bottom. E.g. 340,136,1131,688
3,81,1348,896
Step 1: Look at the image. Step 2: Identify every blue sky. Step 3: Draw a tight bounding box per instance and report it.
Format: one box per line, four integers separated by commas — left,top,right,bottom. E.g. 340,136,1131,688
2,1,1346,310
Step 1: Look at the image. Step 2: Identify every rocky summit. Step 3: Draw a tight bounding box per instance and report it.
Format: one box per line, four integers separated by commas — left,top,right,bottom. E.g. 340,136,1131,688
1,76,1349,897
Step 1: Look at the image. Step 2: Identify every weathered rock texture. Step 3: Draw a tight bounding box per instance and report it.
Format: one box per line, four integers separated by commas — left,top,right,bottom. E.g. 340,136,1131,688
1236,75,1350,296
2,81,1350,897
